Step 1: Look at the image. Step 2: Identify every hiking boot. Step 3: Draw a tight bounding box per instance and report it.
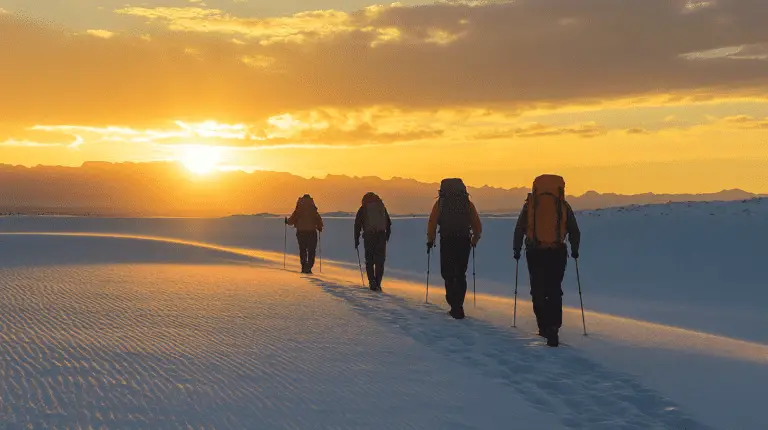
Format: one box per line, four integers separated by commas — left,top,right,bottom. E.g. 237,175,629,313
546,327,559,347
537,328,547,338
449,307,465,320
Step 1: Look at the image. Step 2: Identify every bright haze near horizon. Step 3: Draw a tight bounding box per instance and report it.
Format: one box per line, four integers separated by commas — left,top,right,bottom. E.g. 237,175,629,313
1,0,767,196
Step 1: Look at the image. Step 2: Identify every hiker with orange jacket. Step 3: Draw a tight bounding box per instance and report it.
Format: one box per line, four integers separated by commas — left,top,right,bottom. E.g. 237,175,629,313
427,178,482,319
513,175,580,347
286,194,324,274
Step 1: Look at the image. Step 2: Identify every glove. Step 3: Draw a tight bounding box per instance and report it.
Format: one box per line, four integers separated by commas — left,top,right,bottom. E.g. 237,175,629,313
427,242,434,253
355,239,360,249
513,250,521,260
284,217,288,225
572,250,579,259
471,235,479,248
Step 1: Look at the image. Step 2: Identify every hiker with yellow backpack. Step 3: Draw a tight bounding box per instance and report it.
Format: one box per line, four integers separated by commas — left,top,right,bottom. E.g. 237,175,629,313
354,192,392,292
513,175,581,347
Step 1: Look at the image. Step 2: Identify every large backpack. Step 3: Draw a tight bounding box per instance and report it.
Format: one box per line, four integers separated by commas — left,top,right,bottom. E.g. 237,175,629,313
526,174,568,248
364,197,388,234
437,178,471,236
295,195,319,230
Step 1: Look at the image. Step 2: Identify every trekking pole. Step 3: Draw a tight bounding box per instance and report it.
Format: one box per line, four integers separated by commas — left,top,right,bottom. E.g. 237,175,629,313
356,247,366,288
319,232,322,273
283,219,287,269
512,259,519,328
425,249,431,303
472,246,476,308
576,259,587,336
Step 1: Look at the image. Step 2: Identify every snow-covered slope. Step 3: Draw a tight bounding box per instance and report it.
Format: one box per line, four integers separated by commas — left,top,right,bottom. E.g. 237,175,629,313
0,199,765,429
2,198,765,342
0,235,564,429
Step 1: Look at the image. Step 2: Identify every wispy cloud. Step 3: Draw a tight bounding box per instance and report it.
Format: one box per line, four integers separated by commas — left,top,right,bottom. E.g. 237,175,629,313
475,122,606,140
681,44,768,61
718,115,768,129
0,132,83,148
115,5,466,46
85,29,115,39
0,140,63,148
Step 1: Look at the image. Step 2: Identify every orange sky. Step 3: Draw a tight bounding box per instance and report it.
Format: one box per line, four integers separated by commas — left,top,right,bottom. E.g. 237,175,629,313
1,0,767,195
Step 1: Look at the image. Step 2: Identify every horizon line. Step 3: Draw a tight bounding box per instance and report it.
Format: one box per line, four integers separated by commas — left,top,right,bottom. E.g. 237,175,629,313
1,160,766,197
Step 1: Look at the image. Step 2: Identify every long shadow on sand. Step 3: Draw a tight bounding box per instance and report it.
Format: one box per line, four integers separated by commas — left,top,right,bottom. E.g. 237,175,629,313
310,277,713,430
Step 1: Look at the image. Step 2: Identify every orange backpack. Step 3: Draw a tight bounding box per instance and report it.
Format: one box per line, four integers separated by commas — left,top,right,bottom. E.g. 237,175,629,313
526,174,568,248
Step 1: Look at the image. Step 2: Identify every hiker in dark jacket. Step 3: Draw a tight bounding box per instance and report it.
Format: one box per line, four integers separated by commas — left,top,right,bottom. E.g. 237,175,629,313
426,178,482,319
513,175,580,346
354,192,392,291
286,194,324,274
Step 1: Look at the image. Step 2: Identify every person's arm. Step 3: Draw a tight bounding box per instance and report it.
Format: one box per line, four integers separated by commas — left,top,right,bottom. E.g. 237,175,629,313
426,200,439,245
513,202,528,256
565,202,580,258
469,201,482,246
354,207,363,247
385,208,392,242
316,212,324,232
286,209,298,226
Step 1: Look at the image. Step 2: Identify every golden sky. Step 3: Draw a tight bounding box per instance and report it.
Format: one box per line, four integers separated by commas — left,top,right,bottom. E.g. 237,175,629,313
1,0,767,195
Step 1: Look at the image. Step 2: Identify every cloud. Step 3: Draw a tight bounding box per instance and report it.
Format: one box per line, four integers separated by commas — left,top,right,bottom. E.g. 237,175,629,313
718,115,768,129
4,0,768,129
115,5,466,47
240,54,276,69
24,109,448,148
0,140,62,148
625,128,651,135
0,130,82,148
475,122,606,139
86,29,115,39
681,44,768,61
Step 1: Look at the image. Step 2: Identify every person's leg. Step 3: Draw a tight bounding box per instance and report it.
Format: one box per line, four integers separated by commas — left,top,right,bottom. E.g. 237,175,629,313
373,233,387,288
297,232,308,272
364,234,376,288
535,247,567,346
306,231,318,272
440,236,458,310
453,236,472,314
526,249,548,333
545,247,568,330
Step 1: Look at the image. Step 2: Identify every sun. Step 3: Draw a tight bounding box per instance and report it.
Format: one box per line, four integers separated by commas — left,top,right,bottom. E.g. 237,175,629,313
180,145,222,175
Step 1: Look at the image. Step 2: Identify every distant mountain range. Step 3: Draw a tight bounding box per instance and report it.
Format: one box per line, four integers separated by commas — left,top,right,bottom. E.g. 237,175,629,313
0,162,763,217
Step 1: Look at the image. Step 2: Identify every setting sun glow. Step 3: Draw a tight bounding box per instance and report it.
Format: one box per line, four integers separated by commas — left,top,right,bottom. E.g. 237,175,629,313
180,146,222,174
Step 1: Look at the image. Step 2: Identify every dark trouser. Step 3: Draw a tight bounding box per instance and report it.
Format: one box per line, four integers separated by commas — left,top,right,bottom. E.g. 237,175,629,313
296,230,318,271
440,235,472,310
526,246,568,330
363,232,387,286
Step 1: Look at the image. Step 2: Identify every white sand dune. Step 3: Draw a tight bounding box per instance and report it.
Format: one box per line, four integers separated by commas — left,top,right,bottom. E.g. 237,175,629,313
0,226,765,429
0,234,563,429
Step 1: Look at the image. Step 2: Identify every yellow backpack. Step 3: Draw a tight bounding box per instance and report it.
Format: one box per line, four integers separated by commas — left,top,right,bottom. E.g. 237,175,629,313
526,174,568,248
